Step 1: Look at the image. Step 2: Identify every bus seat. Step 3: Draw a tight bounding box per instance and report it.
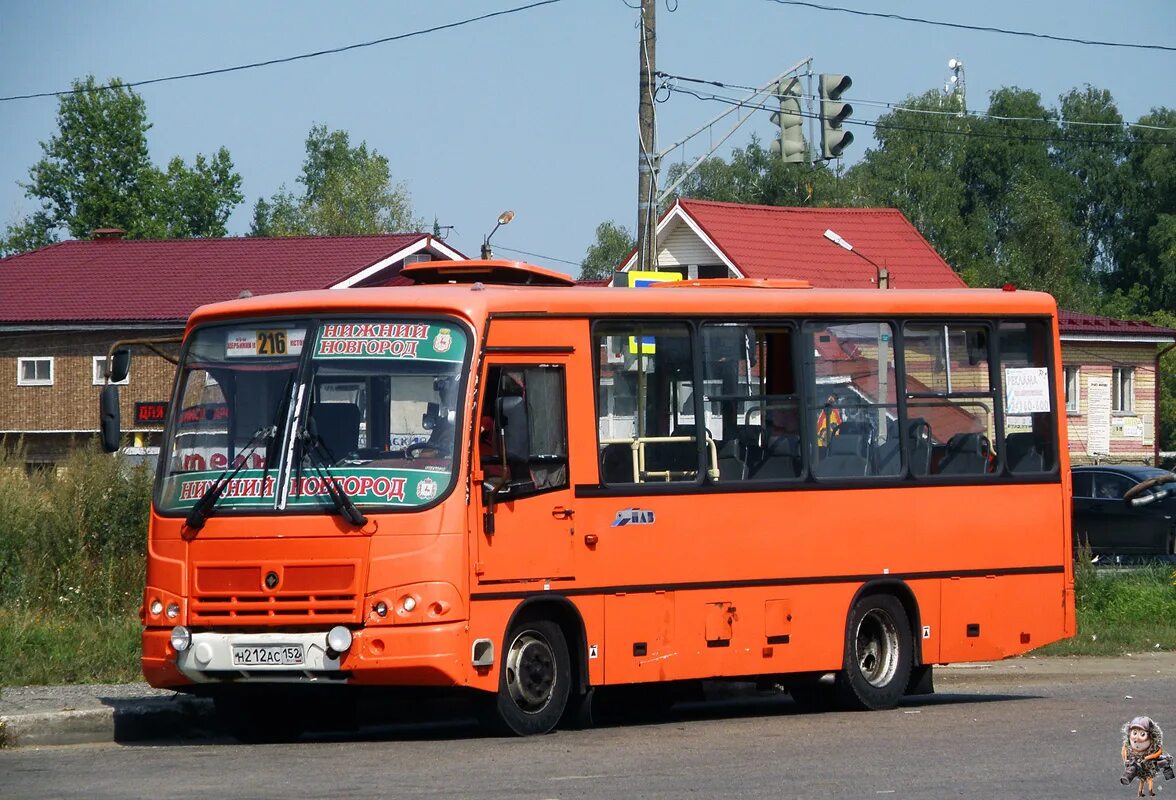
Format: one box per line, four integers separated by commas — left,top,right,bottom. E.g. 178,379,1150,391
813,434,869,478
715,439,745,481
601,443,633,483
751,434,801,479
644,440,699,477
938,432,990,475
309,402,360,461
1005,431,1051,472
875,418,930,477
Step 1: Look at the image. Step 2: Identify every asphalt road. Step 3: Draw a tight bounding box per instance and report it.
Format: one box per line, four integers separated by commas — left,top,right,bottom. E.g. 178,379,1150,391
3,653,1175,800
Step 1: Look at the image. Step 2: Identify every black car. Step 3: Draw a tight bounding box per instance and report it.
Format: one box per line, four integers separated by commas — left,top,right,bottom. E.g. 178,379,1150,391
1072,465,1176,555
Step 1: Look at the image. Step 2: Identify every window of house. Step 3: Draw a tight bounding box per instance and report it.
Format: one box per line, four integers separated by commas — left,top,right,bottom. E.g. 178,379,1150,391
1064,366,1080,414
1112,367,1134,413
92,355,130,385
17,357,53,386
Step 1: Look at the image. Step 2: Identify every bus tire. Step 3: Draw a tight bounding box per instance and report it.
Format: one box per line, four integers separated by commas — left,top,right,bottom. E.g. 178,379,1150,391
488,619,570,736
836,593,912,711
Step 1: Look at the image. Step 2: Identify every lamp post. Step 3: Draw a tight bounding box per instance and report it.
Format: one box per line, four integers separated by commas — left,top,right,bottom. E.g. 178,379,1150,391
822,228,890,438
481,211,515,260
822,228,888,289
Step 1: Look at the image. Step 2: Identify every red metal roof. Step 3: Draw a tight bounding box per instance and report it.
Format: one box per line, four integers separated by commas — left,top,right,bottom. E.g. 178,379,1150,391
0,234,439,323
1057,310,1176,338
675,199,966,290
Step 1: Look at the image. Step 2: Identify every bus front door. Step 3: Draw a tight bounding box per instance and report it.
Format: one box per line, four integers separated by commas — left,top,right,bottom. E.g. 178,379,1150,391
474,356,575,584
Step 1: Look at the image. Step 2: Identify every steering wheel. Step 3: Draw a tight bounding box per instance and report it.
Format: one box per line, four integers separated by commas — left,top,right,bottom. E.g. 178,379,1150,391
405,442,431,460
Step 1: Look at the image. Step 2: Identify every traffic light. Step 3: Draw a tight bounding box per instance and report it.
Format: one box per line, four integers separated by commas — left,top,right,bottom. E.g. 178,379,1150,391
818,73,854,159
769,77,806,163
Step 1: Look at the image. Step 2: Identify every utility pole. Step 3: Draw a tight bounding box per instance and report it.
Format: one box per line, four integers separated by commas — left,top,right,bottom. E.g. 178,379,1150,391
636,0,657,273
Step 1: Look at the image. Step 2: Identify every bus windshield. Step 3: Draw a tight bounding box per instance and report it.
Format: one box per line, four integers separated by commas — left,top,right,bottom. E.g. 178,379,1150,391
156,317,469,516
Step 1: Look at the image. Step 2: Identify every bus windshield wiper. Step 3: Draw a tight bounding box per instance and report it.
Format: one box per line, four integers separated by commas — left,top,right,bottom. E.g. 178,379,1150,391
298,429,368,527
184,425,277,532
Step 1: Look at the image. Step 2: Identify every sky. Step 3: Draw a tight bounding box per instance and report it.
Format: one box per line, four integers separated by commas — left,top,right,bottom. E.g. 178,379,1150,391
1,0,1174,276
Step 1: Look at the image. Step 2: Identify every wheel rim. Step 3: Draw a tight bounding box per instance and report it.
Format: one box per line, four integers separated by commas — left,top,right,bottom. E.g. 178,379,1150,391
855,608,900,688
504,629,557,714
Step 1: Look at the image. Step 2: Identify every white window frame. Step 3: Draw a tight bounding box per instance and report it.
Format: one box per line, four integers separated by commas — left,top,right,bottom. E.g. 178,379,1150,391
1063,366,1080,414
92,355,129,386
1112,367,1135,413
17,357,54,386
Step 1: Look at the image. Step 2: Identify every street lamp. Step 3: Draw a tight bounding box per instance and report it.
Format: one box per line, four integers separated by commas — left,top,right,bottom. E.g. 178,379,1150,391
822,228,888,289
481,210,515,260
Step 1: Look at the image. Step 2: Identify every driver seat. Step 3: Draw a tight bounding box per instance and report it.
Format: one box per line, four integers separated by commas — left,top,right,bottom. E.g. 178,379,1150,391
310,403,360,461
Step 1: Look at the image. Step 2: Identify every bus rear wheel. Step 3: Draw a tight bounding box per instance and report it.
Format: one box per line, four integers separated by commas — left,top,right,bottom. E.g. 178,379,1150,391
836,594,912,711
487,619,570,736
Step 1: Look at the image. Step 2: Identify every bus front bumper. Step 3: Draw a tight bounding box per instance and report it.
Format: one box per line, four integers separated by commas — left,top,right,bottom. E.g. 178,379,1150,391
143,623,469,689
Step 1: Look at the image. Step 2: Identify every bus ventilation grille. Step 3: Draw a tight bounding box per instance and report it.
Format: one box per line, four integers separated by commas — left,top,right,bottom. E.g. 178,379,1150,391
190,594,360,624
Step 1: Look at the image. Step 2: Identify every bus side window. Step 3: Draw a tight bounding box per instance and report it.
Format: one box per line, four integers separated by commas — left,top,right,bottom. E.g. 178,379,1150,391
998,320,1058,475
803,321,899,480
594,322,698,484
700,321,801,484
903,322,997,478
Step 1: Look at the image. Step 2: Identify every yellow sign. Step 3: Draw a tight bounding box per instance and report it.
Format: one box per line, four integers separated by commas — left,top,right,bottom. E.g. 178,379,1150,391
626,271,681,354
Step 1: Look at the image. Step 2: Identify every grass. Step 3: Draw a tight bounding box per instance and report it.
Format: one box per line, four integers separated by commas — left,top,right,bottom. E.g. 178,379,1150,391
1036,555,1176,656
0,609,143,686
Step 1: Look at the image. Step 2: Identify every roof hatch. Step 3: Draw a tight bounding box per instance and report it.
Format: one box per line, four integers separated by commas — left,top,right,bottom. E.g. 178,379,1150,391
400,259,576,287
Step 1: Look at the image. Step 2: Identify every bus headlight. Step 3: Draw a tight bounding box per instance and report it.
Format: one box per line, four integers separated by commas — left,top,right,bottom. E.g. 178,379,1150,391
150,599,163,616
401,595,417,613
166,603,180,619
170,626,191,652
326,625,353,654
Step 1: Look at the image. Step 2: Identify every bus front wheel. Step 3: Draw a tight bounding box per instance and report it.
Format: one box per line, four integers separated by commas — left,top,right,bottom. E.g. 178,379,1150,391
487,619,571,736
836,594,912,711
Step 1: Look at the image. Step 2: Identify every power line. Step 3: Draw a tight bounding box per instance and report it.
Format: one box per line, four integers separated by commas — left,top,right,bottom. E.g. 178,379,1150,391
667,85,1176,147
763,0,1176,52
492,243,583,269
0,0,565,103
658,71,1176,132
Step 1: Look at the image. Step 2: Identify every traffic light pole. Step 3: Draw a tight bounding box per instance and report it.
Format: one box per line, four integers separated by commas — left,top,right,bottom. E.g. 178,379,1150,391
656,58,811,205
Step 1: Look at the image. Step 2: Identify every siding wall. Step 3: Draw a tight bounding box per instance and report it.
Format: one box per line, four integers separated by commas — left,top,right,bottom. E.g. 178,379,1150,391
656,225,728,272
1062,340,1158,465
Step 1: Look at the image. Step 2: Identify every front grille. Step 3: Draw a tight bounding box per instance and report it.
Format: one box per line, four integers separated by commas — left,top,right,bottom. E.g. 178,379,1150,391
191,560,363,625
190,593,359,624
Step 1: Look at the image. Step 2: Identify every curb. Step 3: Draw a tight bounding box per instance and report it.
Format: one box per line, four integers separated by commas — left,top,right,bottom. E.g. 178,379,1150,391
1,696,215,748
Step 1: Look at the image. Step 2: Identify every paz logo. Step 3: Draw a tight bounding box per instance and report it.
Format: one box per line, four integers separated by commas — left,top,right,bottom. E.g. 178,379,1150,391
416,477,439,501
433,328,453,354
612,508,656,527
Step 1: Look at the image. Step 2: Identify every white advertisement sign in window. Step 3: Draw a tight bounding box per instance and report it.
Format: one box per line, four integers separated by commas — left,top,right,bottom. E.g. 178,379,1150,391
1004,367,1051,414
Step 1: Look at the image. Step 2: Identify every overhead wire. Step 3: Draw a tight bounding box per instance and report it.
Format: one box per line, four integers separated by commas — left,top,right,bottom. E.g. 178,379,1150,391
658,71,1176,133
666,85,1176,147
0,0,566,102
762,0,1176,52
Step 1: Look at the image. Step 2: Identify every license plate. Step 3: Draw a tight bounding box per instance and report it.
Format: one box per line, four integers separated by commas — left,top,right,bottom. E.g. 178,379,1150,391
232,644,304,666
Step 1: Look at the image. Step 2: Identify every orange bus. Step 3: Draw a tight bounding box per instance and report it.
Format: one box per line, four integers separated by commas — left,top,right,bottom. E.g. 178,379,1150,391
102,260,1074,739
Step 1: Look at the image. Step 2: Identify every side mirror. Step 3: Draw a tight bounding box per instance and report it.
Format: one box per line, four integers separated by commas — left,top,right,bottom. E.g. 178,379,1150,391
100,385,121,453
107,348,130,384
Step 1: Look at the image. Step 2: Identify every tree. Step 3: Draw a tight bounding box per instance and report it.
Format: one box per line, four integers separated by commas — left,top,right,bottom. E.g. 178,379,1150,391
1112,108,1176,315
579,221,634,281
1,76,242,254
250,124,421,236
663,136,855,209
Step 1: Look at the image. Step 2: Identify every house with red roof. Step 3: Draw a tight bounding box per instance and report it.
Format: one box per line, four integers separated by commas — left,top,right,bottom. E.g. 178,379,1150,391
616,198,1174,465
0,230,464,463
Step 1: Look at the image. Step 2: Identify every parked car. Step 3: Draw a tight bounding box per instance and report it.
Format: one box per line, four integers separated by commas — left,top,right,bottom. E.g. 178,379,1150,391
1071,465,1176,555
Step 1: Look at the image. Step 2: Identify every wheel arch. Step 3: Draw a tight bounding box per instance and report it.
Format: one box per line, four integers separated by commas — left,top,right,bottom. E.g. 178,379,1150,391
503,595,589,696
